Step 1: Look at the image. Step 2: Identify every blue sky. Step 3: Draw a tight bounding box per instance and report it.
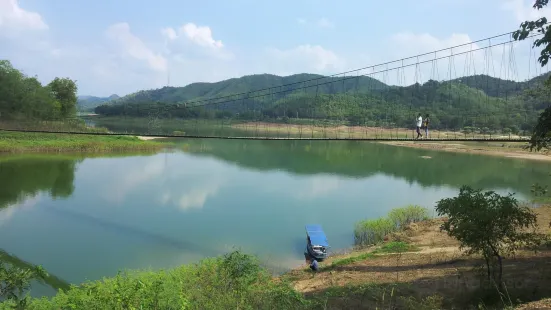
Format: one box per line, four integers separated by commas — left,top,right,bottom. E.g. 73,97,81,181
0,0,549,96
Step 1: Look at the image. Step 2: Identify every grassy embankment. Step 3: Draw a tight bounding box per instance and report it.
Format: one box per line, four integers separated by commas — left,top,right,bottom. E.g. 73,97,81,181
0,120,169,153
3,205,551,309
0,131,168,153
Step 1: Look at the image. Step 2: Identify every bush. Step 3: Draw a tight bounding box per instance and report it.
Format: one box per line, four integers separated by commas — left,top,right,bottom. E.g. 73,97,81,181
354,206,431,247
354,218,396,246
388,205,430,230
0,251,310,310
436,186,543,287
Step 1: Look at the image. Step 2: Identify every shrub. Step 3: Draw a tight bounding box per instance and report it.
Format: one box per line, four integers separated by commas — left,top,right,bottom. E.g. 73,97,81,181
354,206,431,247
354,218,396,246
436,186,543,287
388,205,430,230
0,251,310,310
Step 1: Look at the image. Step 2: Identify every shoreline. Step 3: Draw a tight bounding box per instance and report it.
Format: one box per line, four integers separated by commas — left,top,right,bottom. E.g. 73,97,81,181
281,205,551,308
379,140,551,162
0,131,167,153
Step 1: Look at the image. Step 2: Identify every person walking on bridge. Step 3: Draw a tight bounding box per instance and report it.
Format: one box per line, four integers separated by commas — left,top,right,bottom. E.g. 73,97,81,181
415,113,423,139
423,114,430,139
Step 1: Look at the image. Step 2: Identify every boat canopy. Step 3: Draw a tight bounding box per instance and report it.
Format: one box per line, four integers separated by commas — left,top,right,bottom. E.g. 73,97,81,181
305,224,329,247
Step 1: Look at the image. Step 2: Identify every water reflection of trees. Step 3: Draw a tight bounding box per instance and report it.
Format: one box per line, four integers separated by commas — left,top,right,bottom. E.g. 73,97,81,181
0,156,79,210
0,156,77,294
181,139,551,197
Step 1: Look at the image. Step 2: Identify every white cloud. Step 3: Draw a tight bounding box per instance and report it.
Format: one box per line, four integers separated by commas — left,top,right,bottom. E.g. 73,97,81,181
502,0,551,23
266,44,345,74
296,176,341,200
106,22,167,73
103,156,167,203
160,182,221,211
162,23,223,49
161,22,230,61
0,0,48,34
297,18,307,24
0,194,42,227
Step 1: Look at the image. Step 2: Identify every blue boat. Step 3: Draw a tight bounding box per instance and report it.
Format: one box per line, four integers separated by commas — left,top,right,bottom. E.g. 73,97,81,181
305,224,329,260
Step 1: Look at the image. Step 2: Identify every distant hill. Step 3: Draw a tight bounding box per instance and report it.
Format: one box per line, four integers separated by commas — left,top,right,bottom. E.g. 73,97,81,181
103,72,551,108
106,73,389,107
77,94,119,111
94,72,551,132
451,72,551,98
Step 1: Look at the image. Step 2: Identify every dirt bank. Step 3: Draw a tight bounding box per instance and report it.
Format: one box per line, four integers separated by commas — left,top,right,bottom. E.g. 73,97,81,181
381,140,551,162
136,136,168,141
285,206,551,309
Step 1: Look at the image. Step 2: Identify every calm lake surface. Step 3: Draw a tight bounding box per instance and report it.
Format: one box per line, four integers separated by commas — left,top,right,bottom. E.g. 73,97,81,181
1,139,550,295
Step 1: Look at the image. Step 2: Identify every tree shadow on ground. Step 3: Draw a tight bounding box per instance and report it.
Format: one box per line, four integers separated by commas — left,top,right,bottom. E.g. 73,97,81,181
303,252,551,309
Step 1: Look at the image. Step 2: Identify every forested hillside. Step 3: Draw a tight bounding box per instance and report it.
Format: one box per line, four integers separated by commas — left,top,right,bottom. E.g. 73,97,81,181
106,74,388,106
94,72,551,132
0,60,78,120
77,94,119,112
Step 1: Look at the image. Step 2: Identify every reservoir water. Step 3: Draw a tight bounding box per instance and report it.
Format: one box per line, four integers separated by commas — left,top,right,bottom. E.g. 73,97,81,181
0,139,549,295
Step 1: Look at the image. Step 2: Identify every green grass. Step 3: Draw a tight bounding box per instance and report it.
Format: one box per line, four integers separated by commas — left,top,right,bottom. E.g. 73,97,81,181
0,251,310,310
354,205,431,247
0,131,169,153
388,205,431,229
372,241,420,254
354,217,396,246
322,242,420,271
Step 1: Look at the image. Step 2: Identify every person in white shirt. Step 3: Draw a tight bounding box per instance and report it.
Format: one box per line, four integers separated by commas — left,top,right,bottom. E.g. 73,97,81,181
416,114,423,139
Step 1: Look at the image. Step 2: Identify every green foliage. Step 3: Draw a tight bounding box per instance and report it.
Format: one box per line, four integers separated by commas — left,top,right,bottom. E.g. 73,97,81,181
0,60,78,121
388,205,430,229
326,253,375,270
0,261,48,309
435,186,542,286
47,78,78,118
77,94,119,112
513,0,551,70
1,251,309,310
326,241,419,271
372,241,419,254
513,1,551,151
354,218,395,246
354,206,431,247
529,106,551,151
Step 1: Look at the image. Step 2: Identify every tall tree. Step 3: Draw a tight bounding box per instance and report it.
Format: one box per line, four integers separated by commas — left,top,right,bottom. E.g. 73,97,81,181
513,0,551,151
47,77,78,118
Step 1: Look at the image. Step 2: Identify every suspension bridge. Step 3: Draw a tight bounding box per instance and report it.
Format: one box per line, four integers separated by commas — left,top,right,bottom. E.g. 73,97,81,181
3,30,549,142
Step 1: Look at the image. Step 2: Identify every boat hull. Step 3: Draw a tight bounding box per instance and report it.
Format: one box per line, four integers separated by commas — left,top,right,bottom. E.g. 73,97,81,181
305,244,327,261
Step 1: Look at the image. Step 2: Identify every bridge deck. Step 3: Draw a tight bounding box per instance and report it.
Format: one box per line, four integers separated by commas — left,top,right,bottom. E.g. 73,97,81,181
0,129,530,142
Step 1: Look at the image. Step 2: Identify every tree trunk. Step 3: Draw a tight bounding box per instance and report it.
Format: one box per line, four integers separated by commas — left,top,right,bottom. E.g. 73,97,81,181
489,244,503,289
497,254,503,288
484,256,491,282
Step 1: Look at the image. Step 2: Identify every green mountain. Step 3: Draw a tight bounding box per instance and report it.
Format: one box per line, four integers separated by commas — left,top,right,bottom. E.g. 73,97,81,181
94,72,551,132
451,72,551,98
106,73,389,106
77,94,119,111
